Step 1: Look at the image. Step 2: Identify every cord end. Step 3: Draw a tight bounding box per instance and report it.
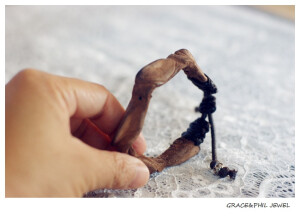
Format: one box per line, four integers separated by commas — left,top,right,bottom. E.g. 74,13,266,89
210,160,237,180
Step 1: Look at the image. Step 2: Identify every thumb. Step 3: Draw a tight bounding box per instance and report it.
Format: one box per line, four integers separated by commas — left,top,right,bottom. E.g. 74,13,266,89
77,143,150,192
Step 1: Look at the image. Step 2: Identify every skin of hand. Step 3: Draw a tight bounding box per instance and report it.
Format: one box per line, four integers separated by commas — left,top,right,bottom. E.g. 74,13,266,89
5,69,150,197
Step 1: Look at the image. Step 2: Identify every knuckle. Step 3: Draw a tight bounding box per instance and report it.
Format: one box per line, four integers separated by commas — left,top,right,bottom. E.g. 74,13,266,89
9,69,43,93
15,68,49,91
14,69,54,93
16,68,40,84
12,69,63,105
18,68,37,75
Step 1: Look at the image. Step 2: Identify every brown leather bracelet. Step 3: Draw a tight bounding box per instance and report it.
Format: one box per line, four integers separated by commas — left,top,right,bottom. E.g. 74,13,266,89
111,49,237,179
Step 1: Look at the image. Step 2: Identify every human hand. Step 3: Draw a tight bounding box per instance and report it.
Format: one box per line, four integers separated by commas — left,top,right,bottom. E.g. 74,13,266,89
5,69,149,197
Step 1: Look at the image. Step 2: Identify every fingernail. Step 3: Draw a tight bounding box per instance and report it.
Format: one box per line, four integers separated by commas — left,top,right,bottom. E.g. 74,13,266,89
129,163,149,188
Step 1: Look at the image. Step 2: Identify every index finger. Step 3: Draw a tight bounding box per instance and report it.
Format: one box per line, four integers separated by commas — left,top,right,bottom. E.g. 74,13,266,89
54,74,146,154
56,76,124,135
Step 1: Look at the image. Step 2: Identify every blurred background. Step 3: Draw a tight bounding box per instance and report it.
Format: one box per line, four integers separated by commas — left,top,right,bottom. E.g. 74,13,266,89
5,5,294,197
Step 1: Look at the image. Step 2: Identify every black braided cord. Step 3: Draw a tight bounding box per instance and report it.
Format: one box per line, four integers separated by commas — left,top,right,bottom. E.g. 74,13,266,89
182,74,237,180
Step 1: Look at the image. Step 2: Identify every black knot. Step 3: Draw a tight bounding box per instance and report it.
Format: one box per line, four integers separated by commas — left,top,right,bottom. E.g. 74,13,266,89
218,167,230,178
182,117,209,146
217,166,237,180
188,74,217,94
228,170,237,180
197,95,216,114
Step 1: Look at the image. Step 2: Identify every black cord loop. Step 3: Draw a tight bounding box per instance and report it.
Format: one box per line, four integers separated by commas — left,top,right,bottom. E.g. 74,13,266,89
196,94,216,114
188,74,217,94
182,117,209,146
